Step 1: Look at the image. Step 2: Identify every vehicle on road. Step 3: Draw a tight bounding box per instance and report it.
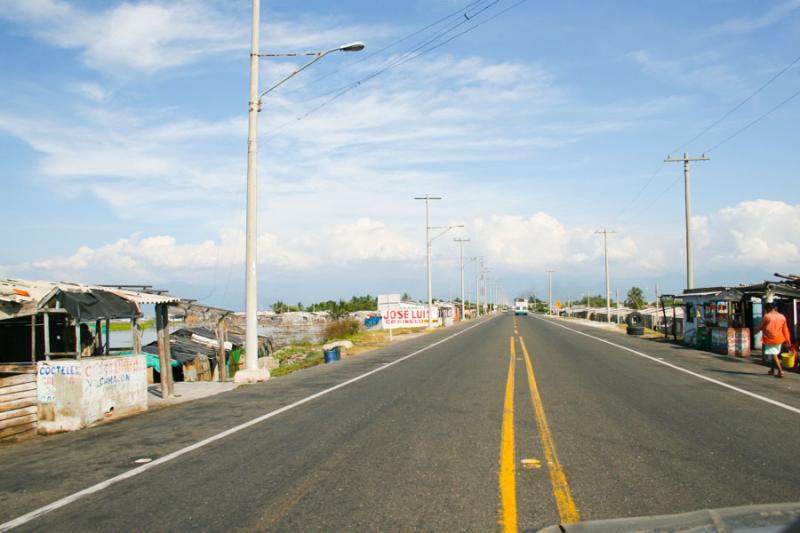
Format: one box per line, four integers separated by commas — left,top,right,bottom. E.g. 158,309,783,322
514,299,529,315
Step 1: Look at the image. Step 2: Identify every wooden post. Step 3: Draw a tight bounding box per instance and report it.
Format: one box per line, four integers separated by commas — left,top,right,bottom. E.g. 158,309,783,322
216,319,228,382
30,315,36,363
105,317,111,354
162,305,174,395
75,321,82,360
156,304,174,398
43,312,50,361
132,315,141,355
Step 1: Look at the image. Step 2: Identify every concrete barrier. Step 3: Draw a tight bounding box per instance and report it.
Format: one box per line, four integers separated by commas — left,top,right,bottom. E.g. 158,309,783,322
37,355,148,433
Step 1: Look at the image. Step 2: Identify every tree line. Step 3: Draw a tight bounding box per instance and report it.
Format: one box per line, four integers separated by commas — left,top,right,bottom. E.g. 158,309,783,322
272,295,378,317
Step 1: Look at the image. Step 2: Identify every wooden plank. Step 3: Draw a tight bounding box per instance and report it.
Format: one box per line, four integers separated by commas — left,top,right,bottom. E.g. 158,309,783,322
0,373,37,387
0,390,37,403
0,420,38,440
0,427,37,443
0,413,37,430
0,398,37,413
0,382,38,396
0,406,37,422
0,364,36,374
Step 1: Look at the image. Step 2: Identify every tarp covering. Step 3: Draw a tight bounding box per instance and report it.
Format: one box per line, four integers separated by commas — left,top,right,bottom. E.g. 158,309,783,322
58,290,136,321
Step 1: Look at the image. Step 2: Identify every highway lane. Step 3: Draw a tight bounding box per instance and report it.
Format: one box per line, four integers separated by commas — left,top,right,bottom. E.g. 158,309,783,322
515,314,800,525
2,312,799,532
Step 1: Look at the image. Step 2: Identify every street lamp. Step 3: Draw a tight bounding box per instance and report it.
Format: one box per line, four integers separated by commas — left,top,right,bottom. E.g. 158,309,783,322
238,0,364,383
454,237,470,321
427,223,464,328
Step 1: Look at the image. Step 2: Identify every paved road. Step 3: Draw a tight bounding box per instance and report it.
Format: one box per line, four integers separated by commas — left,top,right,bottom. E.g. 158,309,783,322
1,313,799,532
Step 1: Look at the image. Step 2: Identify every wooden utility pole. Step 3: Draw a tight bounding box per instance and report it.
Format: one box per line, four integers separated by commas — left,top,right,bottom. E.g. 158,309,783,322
155,304,174,398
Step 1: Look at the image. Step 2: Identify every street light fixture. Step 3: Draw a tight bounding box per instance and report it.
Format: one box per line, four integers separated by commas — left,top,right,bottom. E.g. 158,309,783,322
454,237,470,321
238,0,364,383
427,223,464,328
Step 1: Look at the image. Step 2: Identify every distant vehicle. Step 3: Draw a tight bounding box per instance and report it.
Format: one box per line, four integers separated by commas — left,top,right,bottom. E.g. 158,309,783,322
514,299,529,315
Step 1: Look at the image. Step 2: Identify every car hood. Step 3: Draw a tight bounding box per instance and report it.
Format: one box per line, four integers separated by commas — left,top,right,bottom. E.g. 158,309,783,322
539,502,800,533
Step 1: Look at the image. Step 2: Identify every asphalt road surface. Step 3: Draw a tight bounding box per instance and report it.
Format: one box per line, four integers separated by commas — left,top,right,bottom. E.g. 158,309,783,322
2,313,799,532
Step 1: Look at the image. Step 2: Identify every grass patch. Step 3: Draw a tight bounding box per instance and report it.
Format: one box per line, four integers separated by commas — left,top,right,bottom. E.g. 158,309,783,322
107,320,154,331
271,352,324,377
270,325,432,378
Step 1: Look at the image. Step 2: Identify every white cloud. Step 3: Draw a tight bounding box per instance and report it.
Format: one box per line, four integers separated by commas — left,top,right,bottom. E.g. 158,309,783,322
694,199,800,268
710,0,800,34
472,213,640,273
626,50,744,96
2,216,422,283
4,201,798,294
0,0,384,76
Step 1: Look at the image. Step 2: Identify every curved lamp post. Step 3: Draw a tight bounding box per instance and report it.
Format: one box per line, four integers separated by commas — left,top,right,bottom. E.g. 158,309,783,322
237,0,364,383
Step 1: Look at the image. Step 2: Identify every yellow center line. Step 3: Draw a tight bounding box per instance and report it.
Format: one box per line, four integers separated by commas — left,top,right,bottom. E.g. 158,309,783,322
499,336,518,532
519,335,581,524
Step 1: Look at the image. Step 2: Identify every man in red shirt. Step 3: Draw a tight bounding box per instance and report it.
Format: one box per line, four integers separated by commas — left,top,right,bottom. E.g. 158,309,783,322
755,302,792,378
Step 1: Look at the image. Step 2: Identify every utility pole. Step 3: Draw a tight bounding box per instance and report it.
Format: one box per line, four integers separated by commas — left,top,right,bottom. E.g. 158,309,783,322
414,195,442,328
454,238,470,321
616,288,620,324
240,0,269,383
595,229,616,323
654,282,660,332
545,270,555,316
665,152,709,290
474,257,483,317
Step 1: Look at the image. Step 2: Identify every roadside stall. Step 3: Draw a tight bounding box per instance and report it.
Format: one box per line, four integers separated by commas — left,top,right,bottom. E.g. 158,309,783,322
682,279,800,361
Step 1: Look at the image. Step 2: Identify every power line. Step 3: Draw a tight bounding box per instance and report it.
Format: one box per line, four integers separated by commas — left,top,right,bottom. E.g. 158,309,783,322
669,53,800,156
293,0,494,89
704,85,800,153
617,52,800,220
264,0,527,137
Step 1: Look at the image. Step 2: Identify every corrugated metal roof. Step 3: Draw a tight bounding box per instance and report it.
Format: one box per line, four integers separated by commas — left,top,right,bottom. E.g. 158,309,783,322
101,288,181,305
0,279,181,321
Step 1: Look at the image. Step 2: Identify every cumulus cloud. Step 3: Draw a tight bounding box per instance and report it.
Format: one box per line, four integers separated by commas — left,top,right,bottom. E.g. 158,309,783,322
472,213,640,272
1,217,422,283
694,199,800,268
4,201,798,293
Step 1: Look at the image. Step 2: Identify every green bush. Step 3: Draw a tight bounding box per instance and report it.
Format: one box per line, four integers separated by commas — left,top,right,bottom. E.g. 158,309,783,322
324,318,361,341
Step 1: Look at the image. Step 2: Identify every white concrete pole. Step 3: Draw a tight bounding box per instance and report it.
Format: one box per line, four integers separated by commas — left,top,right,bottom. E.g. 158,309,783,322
665,153,708,290
475,268,480,318
604,231,610,322
683,156,693,290
426,199,433,328
454,238,469,320
654,283,660,331
239,0,269,382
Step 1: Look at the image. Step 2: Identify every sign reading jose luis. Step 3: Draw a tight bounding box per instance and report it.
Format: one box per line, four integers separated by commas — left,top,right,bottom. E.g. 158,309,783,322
377,294,438,329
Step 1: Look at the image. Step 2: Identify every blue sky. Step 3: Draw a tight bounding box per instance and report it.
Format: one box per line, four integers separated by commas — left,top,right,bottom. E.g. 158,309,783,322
1,0,799,309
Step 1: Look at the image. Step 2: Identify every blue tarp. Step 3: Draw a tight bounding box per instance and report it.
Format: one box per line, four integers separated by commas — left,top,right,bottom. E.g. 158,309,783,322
364,316,382,328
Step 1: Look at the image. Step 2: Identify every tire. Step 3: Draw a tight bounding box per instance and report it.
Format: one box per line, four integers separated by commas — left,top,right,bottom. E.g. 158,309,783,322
627,325,645,336
626,311,643,327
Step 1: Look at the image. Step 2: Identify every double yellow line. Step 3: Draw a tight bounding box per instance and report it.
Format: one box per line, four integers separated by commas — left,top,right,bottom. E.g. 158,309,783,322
499,333,580,532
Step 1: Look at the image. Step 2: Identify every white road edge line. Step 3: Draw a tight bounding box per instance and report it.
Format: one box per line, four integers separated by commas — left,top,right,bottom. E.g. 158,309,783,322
1,316,498,532
532,315,800,416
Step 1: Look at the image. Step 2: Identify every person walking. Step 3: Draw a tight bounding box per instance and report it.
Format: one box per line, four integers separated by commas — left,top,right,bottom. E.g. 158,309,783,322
755,302,792,378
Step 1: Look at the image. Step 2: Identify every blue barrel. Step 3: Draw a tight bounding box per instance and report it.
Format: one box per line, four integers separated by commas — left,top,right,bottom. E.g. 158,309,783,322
323,347,341,363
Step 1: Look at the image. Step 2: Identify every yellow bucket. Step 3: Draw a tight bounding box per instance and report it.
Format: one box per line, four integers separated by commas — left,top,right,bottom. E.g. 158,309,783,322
781,352,796,369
